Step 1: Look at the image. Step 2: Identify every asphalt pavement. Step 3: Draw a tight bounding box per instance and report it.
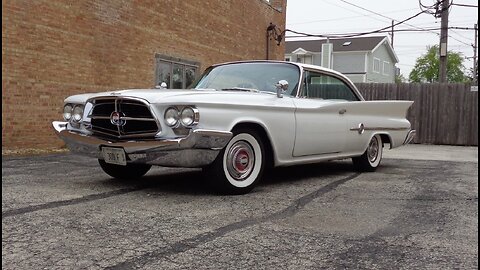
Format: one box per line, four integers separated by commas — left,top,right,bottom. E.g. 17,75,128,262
2,145,478,269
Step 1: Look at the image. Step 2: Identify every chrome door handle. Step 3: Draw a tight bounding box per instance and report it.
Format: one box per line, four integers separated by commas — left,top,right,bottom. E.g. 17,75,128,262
339,109,346,114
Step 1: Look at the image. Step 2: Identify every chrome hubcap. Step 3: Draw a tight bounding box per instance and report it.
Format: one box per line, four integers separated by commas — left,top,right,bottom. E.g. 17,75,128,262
367,137,379,163
226,141,255,181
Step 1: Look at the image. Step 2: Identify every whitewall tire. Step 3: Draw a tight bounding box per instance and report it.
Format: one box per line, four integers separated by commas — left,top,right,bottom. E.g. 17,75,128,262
352,134,383,172
206,128,265,195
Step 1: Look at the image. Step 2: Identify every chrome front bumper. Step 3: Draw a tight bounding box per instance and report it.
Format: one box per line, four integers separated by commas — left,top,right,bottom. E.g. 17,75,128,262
403,129,416,145
52,121,232,167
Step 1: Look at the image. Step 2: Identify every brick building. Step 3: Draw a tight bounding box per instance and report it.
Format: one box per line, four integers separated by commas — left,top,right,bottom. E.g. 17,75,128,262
2,0,287,151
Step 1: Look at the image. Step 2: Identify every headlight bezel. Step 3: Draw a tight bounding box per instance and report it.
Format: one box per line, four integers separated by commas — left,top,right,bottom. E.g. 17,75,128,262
72,104,84,123
63,104,73,121
180,106,199,127
164,107,180,127
164,105,199,129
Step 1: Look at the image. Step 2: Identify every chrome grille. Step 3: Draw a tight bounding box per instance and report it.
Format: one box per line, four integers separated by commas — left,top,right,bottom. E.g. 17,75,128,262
87,97,160,140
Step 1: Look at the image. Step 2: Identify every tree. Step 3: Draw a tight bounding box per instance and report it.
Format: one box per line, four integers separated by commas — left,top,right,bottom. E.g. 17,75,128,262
409,45,468,83
466,65,478,83
395,73,407,83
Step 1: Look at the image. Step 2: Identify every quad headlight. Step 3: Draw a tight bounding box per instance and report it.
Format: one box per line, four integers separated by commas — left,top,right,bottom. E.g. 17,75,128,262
164,106,199,128
72,105,84,123
63,104,73,121
180,107,198,127
63,103,84,123
164,107,180,127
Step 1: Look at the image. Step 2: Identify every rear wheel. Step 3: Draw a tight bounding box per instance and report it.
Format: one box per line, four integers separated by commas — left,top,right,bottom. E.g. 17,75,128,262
352,134,383,172
98,159,152,179
205,128,265,195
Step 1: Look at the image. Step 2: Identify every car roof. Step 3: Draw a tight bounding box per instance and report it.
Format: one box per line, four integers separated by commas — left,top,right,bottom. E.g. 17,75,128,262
209,60,364,101
211,60,347,78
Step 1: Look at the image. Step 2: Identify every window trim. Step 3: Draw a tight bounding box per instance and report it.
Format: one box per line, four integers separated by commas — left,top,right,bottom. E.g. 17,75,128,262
382,61,390,76
155,54,200,89
298,69,361,101
373,57,381,73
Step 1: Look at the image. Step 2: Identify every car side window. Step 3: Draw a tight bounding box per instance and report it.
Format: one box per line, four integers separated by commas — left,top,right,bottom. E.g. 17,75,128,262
301,71,359,101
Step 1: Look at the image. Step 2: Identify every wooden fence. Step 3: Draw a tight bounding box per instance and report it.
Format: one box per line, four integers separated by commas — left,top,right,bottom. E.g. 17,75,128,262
355,83,478,146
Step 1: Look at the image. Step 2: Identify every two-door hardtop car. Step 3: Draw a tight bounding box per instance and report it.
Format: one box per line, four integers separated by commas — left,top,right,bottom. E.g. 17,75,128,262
53,60,415,194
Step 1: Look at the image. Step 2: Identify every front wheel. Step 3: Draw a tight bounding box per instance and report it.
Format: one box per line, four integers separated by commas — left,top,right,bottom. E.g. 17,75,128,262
352,134,383,172
98,159,152,179
205,128,266,195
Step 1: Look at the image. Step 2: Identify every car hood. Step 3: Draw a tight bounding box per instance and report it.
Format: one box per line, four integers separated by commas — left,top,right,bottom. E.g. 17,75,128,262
64,88,282,104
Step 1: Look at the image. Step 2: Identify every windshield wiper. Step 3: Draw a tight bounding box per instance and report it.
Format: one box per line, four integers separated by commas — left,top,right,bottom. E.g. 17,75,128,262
220,87,259,93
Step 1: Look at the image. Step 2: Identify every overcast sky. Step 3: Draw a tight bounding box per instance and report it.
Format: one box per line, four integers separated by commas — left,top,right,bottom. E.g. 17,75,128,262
285,0,478,78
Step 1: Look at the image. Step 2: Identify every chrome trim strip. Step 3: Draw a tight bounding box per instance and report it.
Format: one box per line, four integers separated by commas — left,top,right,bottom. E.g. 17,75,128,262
403,130,416,145
90,116,157,122
52,121,232,167
89,128,158,139
350,126,410,131
298,67,364,101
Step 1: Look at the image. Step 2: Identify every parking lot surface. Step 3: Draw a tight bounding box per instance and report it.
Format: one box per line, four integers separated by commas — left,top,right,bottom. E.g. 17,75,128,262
2,145,478,269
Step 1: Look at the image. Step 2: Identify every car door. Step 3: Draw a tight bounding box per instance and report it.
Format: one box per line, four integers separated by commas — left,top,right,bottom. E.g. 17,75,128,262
293,70,359,157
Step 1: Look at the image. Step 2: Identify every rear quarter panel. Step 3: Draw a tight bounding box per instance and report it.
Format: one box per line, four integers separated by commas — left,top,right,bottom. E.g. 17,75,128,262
343,100,413,154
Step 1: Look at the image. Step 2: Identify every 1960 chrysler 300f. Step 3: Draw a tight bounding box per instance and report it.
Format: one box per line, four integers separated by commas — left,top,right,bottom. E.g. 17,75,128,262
53,61,415,194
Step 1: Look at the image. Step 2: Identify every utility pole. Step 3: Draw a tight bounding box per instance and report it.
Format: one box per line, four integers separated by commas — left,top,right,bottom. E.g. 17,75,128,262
439,0,449,83
474,23,478,85
391,20,394,48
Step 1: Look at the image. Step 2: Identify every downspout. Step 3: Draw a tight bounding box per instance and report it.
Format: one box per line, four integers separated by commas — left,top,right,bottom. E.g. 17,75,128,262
266,30,270,60
266,23,276,60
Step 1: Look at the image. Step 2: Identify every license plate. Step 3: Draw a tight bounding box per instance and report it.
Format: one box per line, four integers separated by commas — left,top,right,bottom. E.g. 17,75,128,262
102,147,127,166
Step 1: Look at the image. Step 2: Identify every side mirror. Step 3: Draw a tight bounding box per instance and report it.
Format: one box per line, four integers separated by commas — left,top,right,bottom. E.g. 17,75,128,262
276,80,288,98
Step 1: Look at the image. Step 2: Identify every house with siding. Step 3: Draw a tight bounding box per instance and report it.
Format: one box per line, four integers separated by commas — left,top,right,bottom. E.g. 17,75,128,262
285,36,399,83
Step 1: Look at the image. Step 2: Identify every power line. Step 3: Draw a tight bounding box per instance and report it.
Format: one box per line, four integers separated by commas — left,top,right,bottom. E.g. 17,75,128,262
338,0,402,22
284,11,426,39
288,8,419,25
285,1,474,47
338,0,441,33
338,0,473,46
451,3,478,8
320,0,389,24
285,26,475,39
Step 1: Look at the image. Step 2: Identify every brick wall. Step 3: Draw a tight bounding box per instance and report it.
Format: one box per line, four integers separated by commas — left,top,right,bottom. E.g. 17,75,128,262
2,0,287,150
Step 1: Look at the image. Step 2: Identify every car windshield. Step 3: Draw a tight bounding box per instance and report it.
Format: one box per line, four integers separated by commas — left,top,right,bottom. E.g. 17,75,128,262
192,62,301,96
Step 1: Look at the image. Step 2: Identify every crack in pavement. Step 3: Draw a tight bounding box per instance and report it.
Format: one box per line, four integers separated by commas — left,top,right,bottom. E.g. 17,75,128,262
105,172,362,270
2,186,147,219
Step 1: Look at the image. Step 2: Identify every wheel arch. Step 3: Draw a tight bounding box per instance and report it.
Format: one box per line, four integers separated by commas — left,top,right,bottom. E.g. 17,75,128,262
231,121,275,169
378,133,393,149
361,132,392,153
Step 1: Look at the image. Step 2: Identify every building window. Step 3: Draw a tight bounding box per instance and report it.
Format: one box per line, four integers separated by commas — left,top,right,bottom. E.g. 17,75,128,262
296,55,312,64
383,61,390,76
373,58,381,73
285,57,290,62
155,54,199,89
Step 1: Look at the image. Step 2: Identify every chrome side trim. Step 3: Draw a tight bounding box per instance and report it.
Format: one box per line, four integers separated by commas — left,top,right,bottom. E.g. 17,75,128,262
403,129,416,145
350,126,410,132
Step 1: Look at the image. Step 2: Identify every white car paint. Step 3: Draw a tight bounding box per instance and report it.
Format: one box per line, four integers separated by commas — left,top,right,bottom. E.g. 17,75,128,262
60,61,413,168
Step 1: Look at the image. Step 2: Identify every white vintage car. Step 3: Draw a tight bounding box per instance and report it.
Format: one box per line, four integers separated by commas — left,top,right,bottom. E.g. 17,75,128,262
53,61,415,194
